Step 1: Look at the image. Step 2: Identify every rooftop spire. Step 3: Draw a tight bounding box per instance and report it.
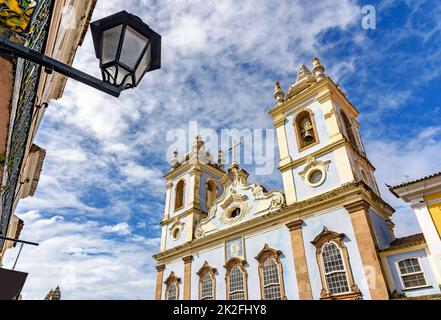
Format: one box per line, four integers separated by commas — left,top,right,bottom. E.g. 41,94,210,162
296,64,312,82
312,57,325,81
273,81,285,104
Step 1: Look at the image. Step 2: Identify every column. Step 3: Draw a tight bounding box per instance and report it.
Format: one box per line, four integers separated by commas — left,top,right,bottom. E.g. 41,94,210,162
412,201,441,282
155,264,165,300
286,220,313,300
345,200,389,300
275,117,296,205
183,255,193,300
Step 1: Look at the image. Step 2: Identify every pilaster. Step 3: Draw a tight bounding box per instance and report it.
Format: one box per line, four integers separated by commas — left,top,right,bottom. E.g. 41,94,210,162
155,264,165,300
345,200,389,300
163,182,173,220
286,220,313,300
189,169,201,210
183,255,193,300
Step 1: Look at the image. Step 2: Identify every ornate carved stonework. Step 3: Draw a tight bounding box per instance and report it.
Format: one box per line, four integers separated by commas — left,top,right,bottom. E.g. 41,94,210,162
220,191,248,210
298,156,331,180
169,219,185,240
219,202,252,225
312,227,363,301
195,163,285,238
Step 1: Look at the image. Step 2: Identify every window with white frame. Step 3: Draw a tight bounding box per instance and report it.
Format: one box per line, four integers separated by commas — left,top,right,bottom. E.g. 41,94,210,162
201,273,214,300
397,258,427,289
228,266,245,300
262,258,282,300
321,242,350,295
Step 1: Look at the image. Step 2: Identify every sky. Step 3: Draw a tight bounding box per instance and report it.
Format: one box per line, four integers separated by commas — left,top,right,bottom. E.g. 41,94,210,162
3,0,441,300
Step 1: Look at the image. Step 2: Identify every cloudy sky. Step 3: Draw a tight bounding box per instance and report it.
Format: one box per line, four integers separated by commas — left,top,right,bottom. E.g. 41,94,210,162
3,0,441,299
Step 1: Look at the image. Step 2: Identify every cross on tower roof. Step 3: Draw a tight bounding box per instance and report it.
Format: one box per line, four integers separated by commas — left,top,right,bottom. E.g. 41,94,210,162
228,139,241,165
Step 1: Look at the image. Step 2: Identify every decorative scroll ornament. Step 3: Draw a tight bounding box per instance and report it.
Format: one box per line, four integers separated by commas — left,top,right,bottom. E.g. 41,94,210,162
219,202,252,225
298,156,331,180
195,163,286,238
169,218,185,240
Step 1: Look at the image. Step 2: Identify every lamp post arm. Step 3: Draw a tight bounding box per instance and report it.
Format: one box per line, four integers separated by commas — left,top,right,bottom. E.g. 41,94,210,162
0,37,122,98
0,236,39,247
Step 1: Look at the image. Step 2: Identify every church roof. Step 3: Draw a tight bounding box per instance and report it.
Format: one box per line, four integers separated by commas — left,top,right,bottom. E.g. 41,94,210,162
379,233,426,252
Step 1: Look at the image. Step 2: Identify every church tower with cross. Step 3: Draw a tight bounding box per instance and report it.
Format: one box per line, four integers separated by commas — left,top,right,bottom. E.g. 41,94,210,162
153,58,441,300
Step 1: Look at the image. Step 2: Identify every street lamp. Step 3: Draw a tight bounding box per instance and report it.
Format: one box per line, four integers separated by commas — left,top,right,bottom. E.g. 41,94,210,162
0,11,161,98
91,11,161,90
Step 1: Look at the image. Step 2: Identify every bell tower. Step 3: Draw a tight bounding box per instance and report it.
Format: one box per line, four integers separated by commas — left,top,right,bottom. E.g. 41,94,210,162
269,58,380,205
159,136,225,252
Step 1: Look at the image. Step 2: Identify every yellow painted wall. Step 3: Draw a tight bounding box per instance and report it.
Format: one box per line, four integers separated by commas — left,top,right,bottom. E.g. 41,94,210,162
425,192,441,238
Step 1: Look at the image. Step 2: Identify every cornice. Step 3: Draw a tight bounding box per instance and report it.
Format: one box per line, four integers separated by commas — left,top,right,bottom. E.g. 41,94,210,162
268,77,360,121
160,208,206,226
268,80,329,118
344,200,370,213
286,219,304,231
153,181,395,263
279,138,346,172
164,161,225,180
156,264,166,272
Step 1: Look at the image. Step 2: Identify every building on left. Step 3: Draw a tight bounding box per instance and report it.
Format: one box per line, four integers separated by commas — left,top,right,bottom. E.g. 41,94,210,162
0,0,97,269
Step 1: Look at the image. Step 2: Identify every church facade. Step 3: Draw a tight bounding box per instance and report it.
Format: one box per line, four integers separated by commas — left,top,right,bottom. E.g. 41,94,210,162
153,58,441,300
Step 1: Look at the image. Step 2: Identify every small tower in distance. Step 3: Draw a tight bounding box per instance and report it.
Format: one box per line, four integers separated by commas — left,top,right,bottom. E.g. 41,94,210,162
44,286,61,300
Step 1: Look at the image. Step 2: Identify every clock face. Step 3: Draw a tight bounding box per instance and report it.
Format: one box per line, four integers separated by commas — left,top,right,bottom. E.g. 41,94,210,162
225,237,244,261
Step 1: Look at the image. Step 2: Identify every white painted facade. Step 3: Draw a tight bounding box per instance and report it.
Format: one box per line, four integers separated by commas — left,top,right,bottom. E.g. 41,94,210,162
154,59,441,300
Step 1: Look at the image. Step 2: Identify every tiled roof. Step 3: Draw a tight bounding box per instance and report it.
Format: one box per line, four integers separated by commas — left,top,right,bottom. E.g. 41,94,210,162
380,233,426,252
388,172,441,190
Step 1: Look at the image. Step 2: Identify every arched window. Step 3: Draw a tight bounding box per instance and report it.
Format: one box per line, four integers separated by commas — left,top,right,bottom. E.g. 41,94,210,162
311,227,361,300
225,258,248,300
205,180,217,210
167,283,177,300
340,111,358,147
174,179,185,211
197,261,217,300
255,244,286,300
321,242,350,295
229,266,245,300
294,110,319,151
397,258,427,289
164,272,180,300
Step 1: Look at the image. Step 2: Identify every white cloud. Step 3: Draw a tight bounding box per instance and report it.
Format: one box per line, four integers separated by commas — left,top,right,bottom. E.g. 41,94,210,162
2,211,159,300
7,0,440,300
101,223,132,236
120,162,163,188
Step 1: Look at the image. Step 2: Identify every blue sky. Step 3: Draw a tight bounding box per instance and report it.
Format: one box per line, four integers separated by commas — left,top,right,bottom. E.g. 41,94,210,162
3,0,441,299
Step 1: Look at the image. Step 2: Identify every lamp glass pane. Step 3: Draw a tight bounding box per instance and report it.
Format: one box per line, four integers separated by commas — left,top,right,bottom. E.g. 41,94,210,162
101,25,123,64
120,26,149,69
115,66,132,87
104,65,132,88
134,42,152,85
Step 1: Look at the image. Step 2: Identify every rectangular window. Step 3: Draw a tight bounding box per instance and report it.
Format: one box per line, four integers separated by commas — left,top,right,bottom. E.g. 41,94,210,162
397,258,428,290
